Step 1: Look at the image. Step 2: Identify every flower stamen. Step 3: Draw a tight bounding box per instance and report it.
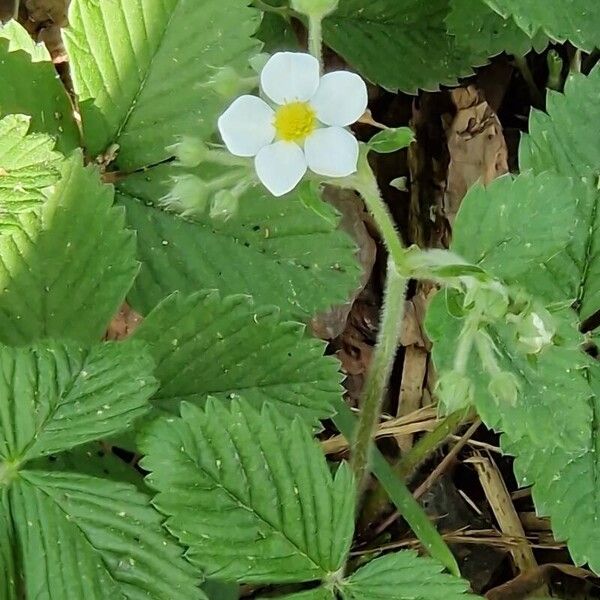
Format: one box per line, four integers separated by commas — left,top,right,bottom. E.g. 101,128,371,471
274,101,316,142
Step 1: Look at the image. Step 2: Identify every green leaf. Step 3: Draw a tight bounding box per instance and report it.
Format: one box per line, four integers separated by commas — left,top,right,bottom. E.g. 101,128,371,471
261,589,334,600
118,164,361,320
0,21,79,154
0,493,17,600
140,399,356,583
322,0,484,93
0,341,157,462
519,67,600,321
134,291,342,425
29,443,147,491
0,114,63,216
256,11,300,53
451,172,584,307
427,294,591,448
368,127,415,154
447,0,548,57
483,0,600,51
340,551,480,599
0,153,138,345
64,0,260,171
10,470,203,599
202,580,239,600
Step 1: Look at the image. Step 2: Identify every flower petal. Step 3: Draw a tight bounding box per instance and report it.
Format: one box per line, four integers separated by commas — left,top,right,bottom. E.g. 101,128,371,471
255,141,307,197
261,52,320,105
304,127,359,177
218,95,275,157
310,71,368,127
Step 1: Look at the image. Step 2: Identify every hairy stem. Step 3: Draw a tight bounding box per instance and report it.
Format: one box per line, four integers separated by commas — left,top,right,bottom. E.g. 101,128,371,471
308,14,323,68
13,0,19,19
350,257,408,494
351,156,408,273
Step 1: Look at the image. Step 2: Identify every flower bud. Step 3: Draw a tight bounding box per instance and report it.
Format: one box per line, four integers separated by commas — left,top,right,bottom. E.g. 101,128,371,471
464,281,509,321
160,174,209,216
291,0,338,18
488,371,520,406
209,66,248,98
210,190,239,221
435,372,474,413
170,136,208,168
516,309,555,354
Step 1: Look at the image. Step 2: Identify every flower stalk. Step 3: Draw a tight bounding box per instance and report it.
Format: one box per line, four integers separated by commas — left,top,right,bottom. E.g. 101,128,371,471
350,257,407,494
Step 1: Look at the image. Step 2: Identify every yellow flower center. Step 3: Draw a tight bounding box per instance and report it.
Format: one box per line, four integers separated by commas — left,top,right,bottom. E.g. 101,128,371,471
274,102,316,142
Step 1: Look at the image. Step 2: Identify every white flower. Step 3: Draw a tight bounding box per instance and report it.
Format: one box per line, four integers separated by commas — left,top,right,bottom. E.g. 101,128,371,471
217,52,368,197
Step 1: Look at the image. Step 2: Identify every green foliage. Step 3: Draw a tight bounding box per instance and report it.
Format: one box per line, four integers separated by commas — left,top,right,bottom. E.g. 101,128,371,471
483,0,600,51
64,0,261,171
118,165,361,319
450,172,586,306
447,0,548,57
519,67,600,321
323,0,484,93
0,154,138,345
134,291,342,425
427,63,600,572
0,341,202,599
368,127,415,154
0,21,79,154
340,551,479,599
0,342,157,461
140,399,356,583
264,590,334,600
0,114,62,214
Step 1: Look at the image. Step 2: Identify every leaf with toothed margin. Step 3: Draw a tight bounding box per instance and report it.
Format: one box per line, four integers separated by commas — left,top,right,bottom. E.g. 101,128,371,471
0,21,79,154
519,66,600,322
133,290,344,427
339,551,481,599
64,0,261,171
0,114,63,217
140,399,356,583
117,163,361,320
0,153,138,345
482,0,600,51
322,0,489,93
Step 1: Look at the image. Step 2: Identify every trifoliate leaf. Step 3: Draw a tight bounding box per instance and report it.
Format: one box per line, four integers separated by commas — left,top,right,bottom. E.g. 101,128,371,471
117,164,361,320
483,0,600,51
0,153,138,345
64,0,261,171
520,66,600,321
140,400,356,583
0,341,157,462
368,127,415,154
0,21,79,154
340,551,480,599
322,0,484,93
0,114,62,216
134,291,342,425
447,0,548,57
9,470,203,599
